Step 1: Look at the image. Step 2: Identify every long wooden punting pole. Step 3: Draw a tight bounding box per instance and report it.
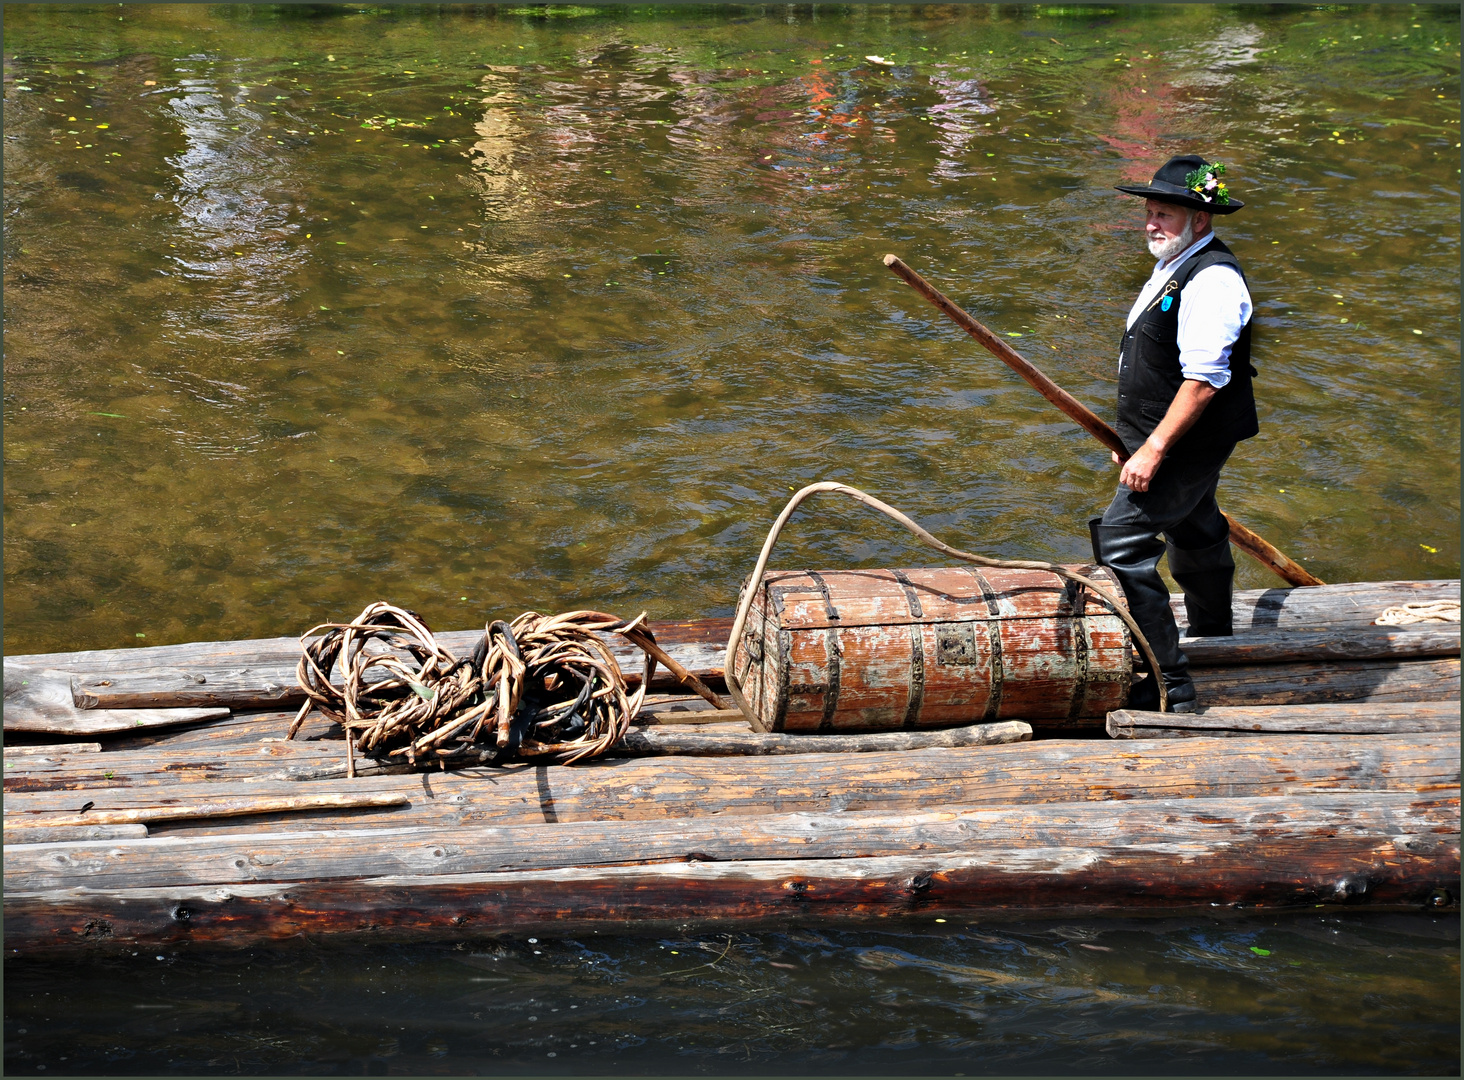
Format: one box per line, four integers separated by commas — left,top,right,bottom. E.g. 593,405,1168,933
882,254,1324,588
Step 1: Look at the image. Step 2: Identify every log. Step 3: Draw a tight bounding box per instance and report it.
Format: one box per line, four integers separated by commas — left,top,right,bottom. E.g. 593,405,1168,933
2,792,408,831
613,720,1032,756
9,625,729,713
216,719,1029,770
1180,626,1458,666
10,583,1457,718
3,735,1455,835
1108,702,1462,739
4,790,1452,892
1190,657,1459,708
6,792,1455,950
4,824,148,844
1201,579,1458,635
3,664,230,735
69,666,301,711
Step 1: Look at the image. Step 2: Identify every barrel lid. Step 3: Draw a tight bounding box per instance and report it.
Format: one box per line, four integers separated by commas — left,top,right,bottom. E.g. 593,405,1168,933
741,565,1124,631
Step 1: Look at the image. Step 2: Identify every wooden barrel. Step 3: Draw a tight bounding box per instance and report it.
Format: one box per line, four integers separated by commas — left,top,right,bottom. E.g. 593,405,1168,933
730,565,1132,734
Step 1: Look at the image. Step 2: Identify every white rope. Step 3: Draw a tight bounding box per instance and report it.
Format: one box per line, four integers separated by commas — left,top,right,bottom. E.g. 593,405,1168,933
1374,600,1461,626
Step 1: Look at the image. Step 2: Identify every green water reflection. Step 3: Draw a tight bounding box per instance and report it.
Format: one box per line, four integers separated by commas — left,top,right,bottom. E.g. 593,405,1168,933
3,5,1459,656
4,914,1459,1075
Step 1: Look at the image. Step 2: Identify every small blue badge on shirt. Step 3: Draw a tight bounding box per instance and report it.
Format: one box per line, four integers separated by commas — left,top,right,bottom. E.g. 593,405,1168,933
1160,296,1174,312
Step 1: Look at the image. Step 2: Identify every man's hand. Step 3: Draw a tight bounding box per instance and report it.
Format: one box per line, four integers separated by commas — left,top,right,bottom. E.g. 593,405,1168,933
1114,378,1219,493
1119,443,1165,492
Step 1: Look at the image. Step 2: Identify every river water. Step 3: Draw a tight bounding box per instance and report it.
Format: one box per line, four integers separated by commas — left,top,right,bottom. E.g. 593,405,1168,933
3,4,1459,1074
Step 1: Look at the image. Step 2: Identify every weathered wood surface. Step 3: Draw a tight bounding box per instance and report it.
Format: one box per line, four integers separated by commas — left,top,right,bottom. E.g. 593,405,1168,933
6,623,730,719
203,718,1026,773
7,791,1455,950
1193,579,1458,634
736,565,1131,733
4,824,149,844
3,664,230,735
4,735,1456,836
4,742,103,756
4,792,410,832
1108,702,1462,739
613,720,1032,756
1180,625,1459,666
1191,657,1459,707
637,705,749,725
6,791,1453,892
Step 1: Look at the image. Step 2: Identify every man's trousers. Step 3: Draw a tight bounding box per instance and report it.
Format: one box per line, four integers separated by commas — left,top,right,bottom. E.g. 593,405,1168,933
1089,444,1237,705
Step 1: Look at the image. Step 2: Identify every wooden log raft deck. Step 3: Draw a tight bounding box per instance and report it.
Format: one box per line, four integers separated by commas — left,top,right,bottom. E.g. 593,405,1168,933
3,580,1459,952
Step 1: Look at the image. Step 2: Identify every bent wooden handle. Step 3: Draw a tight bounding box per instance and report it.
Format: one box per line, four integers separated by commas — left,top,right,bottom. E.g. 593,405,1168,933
883,254,1324,589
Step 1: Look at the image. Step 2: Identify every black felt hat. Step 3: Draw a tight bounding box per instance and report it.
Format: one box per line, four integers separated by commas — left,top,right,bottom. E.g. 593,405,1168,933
1116,154,1244,214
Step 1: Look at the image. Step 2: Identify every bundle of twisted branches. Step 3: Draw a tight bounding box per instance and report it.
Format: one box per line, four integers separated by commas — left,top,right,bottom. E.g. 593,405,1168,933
290,602,722,775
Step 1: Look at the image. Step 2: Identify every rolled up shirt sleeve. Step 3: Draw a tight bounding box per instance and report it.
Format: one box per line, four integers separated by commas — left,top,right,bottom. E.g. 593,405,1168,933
1175,264,1252,389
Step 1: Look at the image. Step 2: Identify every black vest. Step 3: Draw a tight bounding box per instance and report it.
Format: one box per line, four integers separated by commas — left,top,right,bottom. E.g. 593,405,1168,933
1115,235,1259,458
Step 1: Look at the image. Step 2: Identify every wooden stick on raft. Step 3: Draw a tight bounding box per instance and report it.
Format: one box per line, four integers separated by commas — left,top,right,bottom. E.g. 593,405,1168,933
1108,700,1462,739
3,792,408,832
882,253,1325,589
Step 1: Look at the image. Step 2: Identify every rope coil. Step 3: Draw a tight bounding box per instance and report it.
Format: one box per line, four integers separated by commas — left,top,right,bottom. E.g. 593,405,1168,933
290,603,669,774
1375,600,1460,626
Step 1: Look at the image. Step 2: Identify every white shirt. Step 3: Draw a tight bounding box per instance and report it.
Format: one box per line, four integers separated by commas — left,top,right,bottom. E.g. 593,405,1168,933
1124,232,1252,389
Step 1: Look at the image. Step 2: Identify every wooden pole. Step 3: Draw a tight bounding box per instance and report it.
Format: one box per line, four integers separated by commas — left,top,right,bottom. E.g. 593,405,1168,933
882,254,1325,588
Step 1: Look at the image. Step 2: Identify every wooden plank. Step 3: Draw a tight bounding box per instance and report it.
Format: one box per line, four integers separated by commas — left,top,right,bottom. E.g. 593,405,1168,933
636,705,750,725
3,664,230,735
613,720,1031,756
3,735,1455,836
3,792,409,831
4,742,103,756
1190,657,1459,707
1108,701,1461,739
1180,626,1459,666
5,792,1455,950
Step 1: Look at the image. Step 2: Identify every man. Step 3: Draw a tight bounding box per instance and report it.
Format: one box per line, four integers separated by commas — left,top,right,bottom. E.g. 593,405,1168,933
1091,154,1258,713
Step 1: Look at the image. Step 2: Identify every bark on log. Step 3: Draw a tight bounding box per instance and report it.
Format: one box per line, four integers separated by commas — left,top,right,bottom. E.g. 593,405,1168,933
5,792,1455,951
1108,702,1462,739
613,720,1031,756
1190,658,1459,707
3,735,1455,835
1180,626,1459,666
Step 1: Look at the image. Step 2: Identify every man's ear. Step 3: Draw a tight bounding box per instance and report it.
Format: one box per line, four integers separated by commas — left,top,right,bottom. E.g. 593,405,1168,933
1193,210,1213,234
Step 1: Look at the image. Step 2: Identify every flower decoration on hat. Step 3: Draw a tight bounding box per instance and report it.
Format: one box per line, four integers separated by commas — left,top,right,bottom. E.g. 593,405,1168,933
1184,161,1230,206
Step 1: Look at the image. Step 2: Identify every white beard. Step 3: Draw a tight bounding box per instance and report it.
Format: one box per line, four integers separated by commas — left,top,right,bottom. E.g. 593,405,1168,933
1147,214,1194,262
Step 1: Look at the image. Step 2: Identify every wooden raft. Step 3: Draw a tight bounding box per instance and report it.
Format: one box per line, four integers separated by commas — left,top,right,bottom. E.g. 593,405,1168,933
2,579,1459,950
